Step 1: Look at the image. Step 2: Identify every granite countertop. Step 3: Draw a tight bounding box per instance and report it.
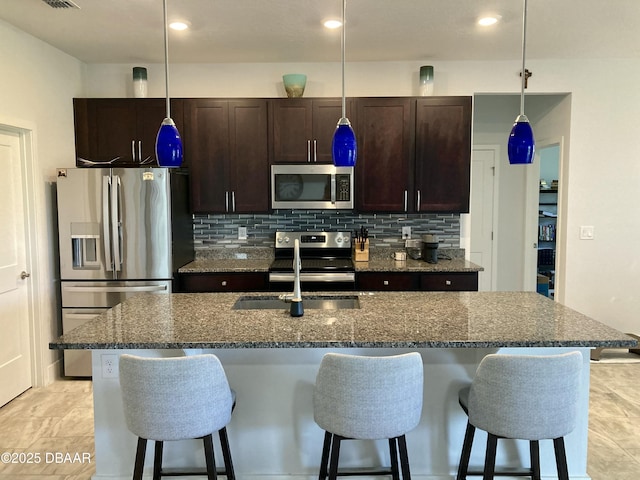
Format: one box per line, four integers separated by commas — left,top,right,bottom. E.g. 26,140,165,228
353,257,483,272
178,256,483,274
50,291,635,350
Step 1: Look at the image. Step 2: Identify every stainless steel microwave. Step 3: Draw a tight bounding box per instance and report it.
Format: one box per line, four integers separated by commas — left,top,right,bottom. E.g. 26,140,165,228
271,164,354,210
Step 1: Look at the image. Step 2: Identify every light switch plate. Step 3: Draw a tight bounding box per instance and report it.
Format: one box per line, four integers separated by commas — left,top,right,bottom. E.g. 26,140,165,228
580,226,594,240
402,226,412,239
238,227,248,240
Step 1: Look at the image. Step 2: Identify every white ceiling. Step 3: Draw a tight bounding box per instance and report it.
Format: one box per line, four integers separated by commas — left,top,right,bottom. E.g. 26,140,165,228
2,0,639,64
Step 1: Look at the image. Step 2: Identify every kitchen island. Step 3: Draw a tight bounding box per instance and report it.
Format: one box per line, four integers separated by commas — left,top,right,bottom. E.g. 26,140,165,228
51,291,635,480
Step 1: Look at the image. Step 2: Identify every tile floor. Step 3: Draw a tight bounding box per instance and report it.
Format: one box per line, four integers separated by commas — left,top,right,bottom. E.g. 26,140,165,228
0,355,639,479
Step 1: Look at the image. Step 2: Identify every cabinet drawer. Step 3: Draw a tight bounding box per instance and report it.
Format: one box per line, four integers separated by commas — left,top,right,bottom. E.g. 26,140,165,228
179,273,268,292
356,272,417,291
419,273,478,291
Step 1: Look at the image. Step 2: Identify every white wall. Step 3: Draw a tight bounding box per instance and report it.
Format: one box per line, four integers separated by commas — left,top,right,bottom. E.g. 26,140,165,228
0,19,85,383
2,17,639,385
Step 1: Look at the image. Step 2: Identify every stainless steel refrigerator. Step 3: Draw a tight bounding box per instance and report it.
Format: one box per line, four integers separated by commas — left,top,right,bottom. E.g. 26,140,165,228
56,167,193,376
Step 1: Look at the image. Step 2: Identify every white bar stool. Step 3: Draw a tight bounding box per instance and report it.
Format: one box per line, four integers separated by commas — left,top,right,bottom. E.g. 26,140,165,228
119,354,235,480
456,351,582,480
313,352,424,480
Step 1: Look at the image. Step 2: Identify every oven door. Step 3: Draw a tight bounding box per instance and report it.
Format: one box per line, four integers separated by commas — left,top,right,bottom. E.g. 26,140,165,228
271,164,354,209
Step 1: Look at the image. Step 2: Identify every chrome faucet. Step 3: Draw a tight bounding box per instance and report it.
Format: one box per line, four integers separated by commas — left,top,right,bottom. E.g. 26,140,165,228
289,238,304,316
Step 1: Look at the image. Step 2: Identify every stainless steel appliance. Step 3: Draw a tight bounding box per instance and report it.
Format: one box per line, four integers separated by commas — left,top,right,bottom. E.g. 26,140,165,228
271,164,354,210
56,167,193,376
269,231,355,291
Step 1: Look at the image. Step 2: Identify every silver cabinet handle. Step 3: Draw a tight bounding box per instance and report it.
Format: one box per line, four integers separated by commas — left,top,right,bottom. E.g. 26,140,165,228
307,140,311,162
416,190,421,212
225,191,229,212
21,271,30,280
231,191,236,212
445,280,452,286
313,139,318,162
138,141,142,162
383,280,389,286
131,140,136,162
221,280,228,287
403,190,408,212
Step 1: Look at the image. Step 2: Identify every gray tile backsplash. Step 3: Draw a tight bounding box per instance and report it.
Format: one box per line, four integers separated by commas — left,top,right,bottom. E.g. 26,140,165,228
192,211,460,251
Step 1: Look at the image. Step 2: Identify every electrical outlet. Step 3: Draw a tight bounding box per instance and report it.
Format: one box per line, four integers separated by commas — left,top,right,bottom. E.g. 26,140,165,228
402,226,412,239
238,226,247,240
101,354,118,378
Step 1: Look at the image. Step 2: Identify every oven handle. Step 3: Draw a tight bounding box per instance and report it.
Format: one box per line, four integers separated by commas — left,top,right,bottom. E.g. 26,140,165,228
269,272,355,282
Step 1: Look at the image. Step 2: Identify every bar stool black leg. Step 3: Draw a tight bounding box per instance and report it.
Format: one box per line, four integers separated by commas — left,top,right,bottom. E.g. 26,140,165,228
553,437,570,480
133,437,147,480
319,431,332,480
529,440,541,480
389,437,400,480
398,435,411,480
153,440,163,480
456,421,475,480
218,427,235,480
203,434,217,480
482,433,498,480
328,435,343,480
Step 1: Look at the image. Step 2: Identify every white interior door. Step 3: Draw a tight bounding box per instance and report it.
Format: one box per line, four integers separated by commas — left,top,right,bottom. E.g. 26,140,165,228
0,130,32,407
468,146,498,291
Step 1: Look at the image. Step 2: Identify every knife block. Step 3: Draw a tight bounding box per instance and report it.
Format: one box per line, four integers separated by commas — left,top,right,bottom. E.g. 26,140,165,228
353,239,370,262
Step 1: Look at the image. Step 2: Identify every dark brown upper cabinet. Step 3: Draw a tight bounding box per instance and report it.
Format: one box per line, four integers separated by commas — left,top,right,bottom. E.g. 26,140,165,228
354,97,415,212
414,96,472,213
269,98,351,164
355,96,471,213
184,99,269,214
73,98,184,167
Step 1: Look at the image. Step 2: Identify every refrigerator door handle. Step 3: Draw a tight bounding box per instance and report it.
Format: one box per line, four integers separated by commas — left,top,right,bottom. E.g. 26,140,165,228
102,175,114,272
63,285,168,293
111,174,122,273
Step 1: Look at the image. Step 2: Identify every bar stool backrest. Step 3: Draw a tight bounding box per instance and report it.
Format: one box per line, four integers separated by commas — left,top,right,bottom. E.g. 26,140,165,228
313,352,424,440
468,352,582,441
119,354,233,441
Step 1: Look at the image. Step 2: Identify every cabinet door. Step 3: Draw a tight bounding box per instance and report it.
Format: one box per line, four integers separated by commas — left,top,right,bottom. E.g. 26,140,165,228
356,272,417,291
74,98,138,164
184,99,230,213
419,272,478,291
311,99,344,163
228,100,269,212
354,98,414,212
415,97,472,212
269,99,313,163
179,272,268,292
136,99,184,166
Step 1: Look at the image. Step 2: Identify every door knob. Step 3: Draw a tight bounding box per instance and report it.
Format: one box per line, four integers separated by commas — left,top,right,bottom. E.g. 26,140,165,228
21,271,31,280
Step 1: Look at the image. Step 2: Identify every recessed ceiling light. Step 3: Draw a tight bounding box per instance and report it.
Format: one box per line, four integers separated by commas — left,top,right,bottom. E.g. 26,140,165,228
324,19,342,29
169,21,189,31
478,16,500,27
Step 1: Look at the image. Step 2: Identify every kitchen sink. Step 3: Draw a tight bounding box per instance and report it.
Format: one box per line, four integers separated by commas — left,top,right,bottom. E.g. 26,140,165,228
232,294,360,310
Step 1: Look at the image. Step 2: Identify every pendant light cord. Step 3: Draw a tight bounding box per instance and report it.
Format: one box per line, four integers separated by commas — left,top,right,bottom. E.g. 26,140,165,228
341,0,346,119
519,0,528,117
163,0,171,119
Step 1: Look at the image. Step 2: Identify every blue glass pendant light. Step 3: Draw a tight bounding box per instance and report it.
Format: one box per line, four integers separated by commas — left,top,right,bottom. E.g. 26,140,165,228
508,0,535,165
332,0,357,167
156,0,183,168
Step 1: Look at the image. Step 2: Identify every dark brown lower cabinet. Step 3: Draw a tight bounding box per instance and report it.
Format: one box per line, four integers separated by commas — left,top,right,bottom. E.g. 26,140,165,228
178,273,268,292
356,272,478,291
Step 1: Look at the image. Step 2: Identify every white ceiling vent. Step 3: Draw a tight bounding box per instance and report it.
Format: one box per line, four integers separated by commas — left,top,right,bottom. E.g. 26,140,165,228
41,0,80,8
